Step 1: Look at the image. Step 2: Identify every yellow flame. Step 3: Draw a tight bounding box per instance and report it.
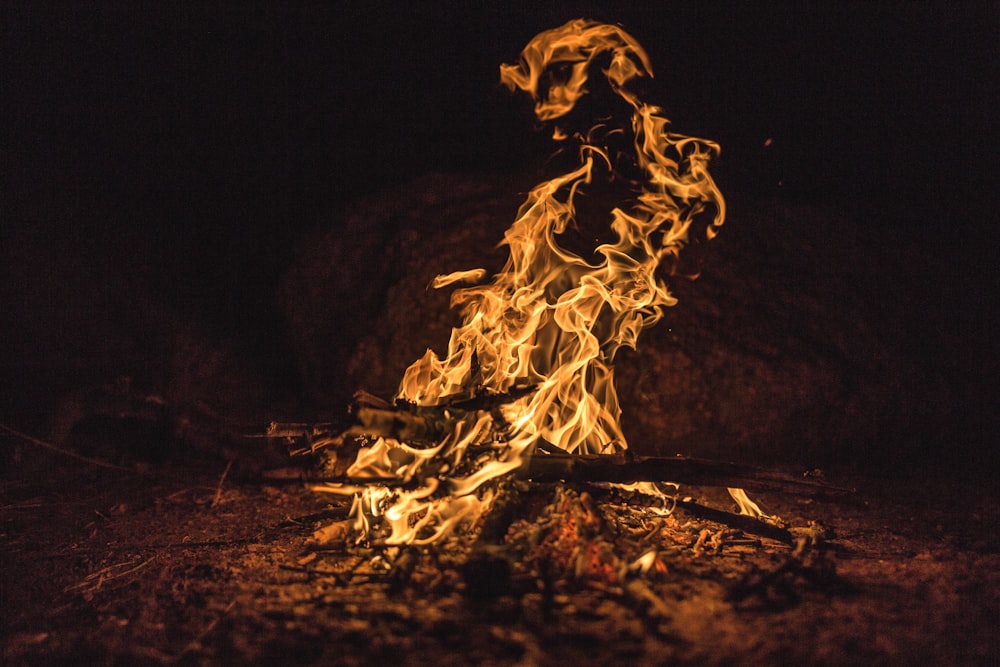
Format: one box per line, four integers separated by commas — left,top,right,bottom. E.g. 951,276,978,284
317,19,726,545
499,18,653,123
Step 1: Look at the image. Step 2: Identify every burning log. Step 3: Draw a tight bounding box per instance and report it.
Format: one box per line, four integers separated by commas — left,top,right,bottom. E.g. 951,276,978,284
260,419,850,497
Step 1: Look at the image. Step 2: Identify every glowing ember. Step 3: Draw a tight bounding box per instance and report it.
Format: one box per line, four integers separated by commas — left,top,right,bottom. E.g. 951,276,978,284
315,19,728,545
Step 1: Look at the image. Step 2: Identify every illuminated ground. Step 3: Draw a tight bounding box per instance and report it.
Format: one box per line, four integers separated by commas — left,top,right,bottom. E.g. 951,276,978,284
2,446,997,665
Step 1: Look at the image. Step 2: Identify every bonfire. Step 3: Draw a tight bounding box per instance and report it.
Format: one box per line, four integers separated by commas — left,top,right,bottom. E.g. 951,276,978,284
294,19,801,548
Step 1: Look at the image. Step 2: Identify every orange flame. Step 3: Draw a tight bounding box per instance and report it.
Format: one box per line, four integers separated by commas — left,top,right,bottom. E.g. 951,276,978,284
316,19,726,545
499,19,653,123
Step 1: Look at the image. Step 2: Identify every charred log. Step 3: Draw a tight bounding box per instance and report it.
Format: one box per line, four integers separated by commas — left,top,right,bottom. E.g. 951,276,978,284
258,420,850,497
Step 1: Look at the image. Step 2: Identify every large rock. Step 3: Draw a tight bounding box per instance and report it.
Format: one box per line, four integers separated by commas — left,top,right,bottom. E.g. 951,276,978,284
280,173,528,405
280,171,959,469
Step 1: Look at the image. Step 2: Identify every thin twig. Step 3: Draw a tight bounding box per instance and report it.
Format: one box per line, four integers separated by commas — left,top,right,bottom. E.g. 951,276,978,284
210,459,235,508
64,555,159,594
0,421,135,473
676,499,794,545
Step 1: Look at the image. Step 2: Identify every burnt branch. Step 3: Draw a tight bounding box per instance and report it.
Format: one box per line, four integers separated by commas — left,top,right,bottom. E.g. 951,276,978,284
519,450,853,496
258,420,851,497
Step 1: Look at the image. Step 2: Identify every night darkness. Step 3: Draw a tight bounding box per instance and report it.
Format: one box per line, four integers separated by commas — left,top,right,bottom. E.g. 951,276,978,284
2,2,998,463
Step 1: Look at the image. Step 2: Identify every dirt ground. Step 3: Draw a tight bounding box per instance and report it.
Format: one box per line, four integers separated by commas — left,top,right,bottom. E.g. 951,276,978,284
2,441,998,666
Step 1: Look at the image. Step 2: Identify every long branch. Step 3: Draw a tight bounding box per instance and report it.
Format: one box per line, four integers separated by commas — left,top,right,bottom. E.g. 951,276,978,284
261,436,851,496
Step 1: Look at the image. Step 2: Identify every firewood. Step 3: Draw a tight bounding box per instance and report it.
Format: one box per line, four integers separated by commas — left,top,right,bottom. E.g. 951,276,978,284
259,426,851,497
674,498,794,544
519,450,853,496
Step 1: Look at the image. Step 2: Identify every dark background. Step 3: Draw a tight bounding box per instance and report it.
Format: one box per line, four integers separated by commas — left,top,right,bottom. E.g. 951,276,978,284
2,2,997,454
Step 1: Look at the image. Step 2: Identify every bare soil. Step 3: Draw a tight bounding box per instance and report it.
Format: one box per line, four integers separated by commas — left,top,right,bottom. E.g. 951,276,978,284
3,443,997,666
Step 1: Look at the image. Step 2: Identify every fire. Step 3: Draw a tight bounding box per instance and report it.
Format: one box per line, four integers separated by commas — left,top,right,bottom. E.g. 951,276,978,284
315,19,727,545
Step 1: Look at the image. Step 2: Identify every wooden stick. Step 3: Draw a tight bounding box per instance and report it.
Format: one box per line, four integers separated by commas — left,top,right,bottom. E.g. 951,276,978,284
0,421,135,473
261,445,851,497
675,498,794,544
519,451,853,496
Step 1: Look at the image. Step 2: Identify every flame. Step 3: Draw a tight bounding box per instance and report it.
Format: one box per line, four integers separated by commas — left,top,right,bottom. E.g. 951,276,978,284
316,19,726,545
498,19,653,123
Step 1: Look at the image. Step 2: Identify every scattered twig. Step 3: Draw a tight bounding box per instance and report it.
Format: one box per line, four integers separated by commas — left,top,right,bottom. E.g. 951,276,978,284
676,498,794,545
210,459,235,508
64,555,159,595
0,421,135,473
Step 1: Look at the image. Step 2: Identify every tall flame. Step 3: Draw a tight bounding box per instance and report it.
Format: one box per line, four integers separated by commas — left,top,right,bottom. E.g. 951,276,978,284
317,19,725,545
